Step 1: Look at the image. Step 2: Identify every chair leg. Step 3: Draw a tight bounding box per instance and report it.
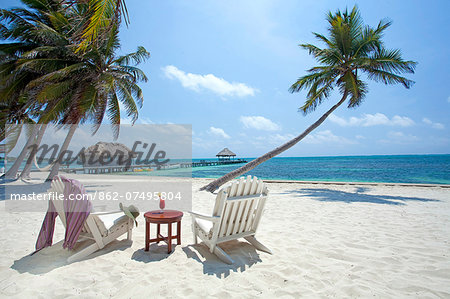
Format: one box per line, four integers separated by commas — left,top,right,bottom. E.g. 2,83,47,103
157,224,161,243
244,236,272,254
213,245,234,264
167,222,172,253
127,219,132,240
145,220,150,251
177,220,181,245
192,222,198,244
127,227,132,240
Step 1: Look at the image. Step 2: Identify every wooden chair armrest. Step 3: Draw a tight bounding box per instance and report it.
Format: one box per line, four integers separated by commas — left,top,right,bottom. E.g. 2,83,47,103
188,211,220,223
90,210,122,216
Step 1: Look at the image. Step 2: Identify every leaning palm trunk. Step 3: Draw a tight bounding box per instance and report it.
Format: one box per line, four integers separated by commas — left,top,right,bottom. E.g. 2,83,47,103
200,93,348,192
19,124,48,179
202,7,417,192
3,124,40,179
46,122,79,181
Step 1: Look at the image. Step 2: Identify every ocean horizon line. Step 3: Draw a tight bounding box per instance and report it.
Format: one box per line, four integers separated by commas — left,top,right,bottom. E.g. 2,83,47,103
192,153,450,160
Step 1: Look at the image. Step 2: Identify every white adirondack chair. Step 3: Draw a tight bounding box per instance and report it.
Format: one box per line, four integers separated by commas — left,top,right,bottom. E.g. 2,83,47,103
47,177,134,263
190,175,272,264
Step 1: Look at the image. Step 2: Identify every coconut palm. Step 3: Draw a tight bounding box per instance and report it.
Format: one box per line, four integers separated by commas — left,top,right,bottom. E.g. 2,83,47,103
1,0,149,180
201,6,417,192
0,0,80,179
43,22,149,181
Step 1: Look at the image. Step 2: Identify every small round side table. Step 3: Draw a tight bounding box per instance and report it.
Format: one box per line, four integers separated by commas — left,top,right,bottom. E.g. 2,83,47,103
144,210,183,253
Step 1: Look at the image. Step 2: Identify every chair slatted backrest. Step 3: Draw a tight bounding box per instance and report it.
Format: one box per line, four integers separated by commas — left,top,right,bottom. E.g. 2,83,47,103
212,176,268,240
48,177,92,234
49,177,67,227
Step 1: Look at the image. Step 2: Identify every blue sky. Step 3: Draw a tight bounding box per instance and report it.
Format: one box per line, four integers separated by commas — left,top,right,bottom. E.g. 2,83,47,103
3,0,450,158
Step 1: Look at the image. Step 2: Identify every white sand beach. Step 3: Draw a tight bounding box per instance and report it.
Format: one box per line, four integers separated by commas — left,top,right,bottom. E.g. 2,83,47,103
1,173,449,298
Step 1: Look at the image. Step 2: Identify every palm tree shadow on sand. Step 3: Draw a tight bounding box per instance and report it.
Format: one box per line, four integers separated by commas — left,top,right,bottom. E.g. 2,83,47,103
182,240,263,278
281,187,440,205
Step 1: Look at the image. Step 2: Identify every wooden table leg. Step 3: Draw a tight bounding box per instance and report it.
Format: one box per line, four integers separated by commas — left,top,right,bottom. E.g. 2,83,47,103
157,223,161,243
177,220,181,245
167,222,172,253
145,220,149,251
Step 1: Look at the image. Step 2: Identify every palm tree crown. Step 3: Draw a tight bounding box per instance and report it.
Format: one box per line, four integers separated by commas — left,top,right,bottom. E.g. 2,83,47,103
289,6,417,113
1,0,149,137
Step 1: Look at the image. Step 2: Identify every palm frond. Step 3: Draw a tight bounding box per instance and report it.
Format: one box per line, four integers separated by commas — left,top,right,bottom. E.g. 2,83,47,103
77,0,128,52
35,80,73,103
367,48,417,73
363,68,415,88
107,91,121,138
115,80,139,123
114,46,150,66
312,32,334,48
25,62,86,89
338,71,367,107
300,79,335,114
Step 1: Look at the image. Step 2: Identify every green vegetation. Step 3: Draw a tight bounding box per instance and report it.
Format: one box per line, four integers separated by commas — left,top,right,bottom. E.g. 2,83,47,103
0,0,149,180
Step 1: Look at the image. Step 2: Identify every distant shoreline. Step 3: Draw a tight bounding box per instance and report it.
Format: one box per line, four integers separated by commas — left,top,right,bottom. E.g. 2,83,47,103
194,177,450,188
192,153,450,160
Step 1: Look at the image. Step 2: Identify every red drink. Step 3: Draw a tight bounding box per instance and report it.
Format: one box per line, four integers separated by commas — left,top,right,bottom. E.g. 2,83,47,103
159,198,165,210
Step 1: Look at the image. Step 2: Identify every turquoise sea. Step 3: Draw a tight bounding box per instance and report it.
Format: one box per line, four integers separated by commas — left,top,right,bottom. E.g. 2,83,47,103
189,155,450,185
3,155,450,185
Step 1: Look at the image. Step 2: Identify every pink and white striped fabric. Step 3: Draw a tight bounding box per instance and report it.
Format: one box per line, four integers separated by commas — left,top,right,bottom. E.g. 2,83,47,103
34,176,92,253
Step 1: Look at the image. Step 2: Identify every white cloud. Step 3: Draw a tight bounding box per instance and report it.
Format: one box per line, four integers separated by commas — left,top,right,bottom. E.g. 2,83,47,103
254,133,295,145
162,65,257,98
329,113,415,127
267,133,296,143
240,116,280,131
119,117,153,125
120,118,132,125
390,116,415,127
208,127,230,139
422,118,444,129
328,114,351,126
304,130,356,145
380,131,419,144
138,117,153,125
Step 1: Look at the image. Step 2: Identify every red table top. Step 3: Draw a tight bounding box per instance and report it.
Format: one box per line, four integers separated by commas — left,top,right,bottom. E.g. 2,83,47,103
144,210,183,222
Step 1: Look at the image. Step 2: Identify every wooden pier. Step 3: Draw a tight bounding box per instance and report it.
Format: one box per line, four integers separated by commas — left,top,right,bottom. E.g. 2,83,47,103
183,159,247,168
57,159,247,174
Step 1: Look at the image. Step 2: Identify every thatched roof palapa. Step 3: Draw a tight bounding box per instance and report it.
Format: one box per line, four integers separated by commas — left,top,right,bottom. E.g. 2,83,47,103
216,148,236,157
84,142,136,158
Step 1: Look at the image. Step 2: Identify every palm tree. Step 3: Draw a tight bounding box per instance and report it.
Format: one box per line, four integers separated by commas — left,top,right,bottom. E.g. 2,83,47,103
201,6,417,192
0,0,78,179
44,22,149,181
1,0,149,180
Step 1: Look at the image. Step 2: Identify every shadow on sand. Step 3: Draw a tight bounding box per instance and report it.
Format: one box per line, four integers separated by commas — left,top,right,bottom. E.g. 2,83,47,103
182,240,263,278
11,239,132,275
2,181,51,200
131,244,174,263
281,187,439,205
